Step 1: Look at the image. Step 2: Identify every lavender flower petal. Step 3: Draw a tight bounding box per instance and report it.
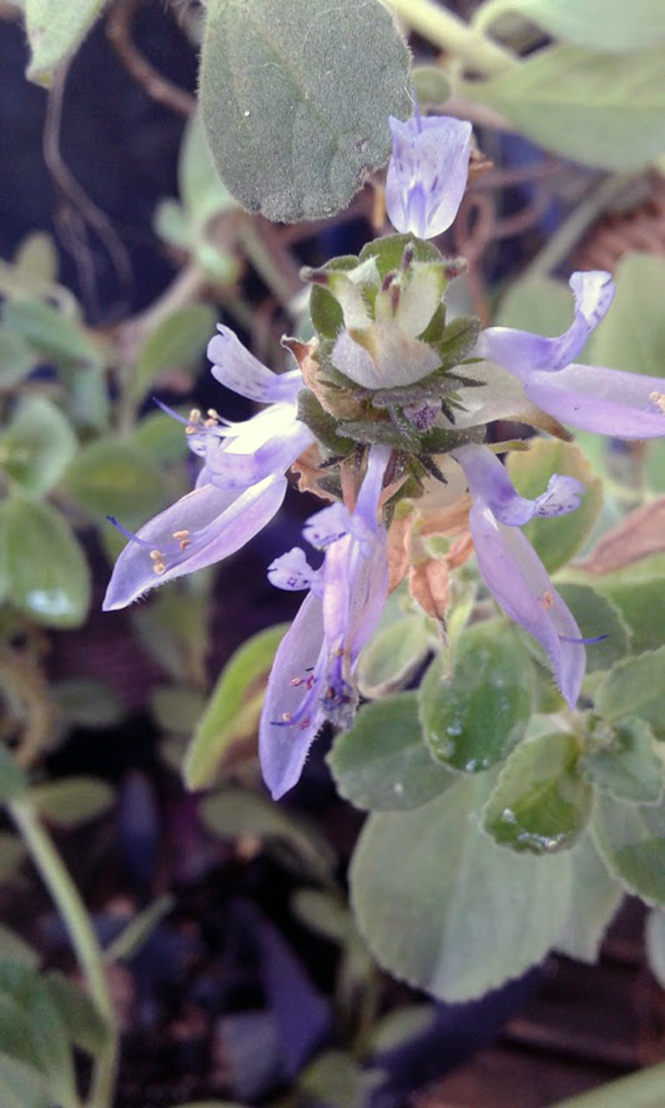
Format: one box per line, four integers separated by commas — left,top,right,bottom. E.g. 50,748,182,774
454,444,583,527
469,502,585,709
207,325,303,403
203,417,313,489
102,473,287,610
268,548,320,593
476,270,615,376
386,115,472,240
523,363,665,438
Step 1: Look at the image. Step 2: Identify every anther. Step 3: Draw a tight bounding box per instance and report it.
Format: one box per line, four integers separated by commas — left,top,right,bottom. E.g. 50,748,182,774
649,390,665,413
289,677,304,687
153,562,166,575
539,590,554,610
149,549,164,562
281,712,293,723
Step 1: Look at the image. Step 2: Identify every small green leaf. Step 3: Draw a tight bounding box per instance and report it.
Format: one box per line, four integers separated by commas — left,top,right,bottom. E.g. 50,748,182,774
366,1005,434,1054
0,832,26,882
507,440,602,574
555,832,624,963
44,972,109,1056
62,436,166,526
199,0,411,221
131,411,189,464
134,302,217,402
412,65,450,105
555,584,631,674
594,572,665,656
185,624,288,790
356,615,430,698
595,647,665,736
299,1050,383,1108
13,233,58,284
0,1054,51,1108
419,621,532,773
460,43,665,171
0,395,77,496
0,328,34,389
30,777,115,826
3,298,100,368
592,791,665,904
350,776,572,1001
200,788,335,879
475,0,665,52
291,888,354,945
328,693,456,811
151,686,206,735
0,960,78,1106
482,731,592,854
25,0,106,84
51,678,124,730
131,587,210,687
103,895,175,964
0,747,29,803
581,717,663,804
1,496,91,627
0,924,40,969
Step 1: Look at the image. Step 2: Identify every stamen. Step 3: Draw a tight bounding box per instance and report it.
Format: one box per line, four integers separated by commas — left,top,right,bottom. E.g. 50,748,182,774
149,549,164,561
649,390,665,413
153,562,166,576
281,712,293,723
289,677,304,687
106,516,153,550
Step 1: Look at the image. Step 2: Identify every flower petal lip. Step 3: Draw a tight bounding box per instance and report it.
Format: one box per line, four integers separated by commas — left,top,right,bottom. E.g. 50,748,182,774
453,444,583,527
102,474,287,610
523,363,665,439
469,503,585,710
207,325,303,403
385,114,472,240
475,270,615,377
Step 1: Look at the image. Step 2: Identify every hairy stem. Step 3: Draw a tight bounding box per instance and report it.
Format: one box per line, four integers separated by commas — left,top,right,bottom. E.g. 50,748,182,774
8,800,119,1108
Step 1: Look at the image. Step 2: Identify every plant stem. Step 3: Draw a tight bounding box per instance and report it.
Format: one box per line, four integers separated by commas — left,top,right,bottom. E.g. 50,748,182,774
386,0,517,77
8,799,119,1108
548,1060,665,1108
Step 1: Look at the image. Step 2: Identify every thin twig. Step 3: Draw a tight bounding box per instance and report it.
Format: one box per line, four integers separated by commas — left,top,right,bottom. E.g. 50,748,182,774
106,0,196,117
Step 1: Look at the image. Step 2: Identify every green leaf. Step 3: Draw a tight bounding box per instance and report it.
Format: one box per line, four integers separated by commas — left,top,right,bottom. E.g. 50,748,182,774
411,65,450,106
51,677,124,730
200,787,335,879
591,791,665,904
556,584,631,674
44,972,109,1056
151,685,206,735
595,647,665,736
419,621,532,773
0,832,26,882
299,1050,383,1108
593,572,665,656
0,746,29,803
0,1055,51,1108
365,1005,434,1054
30,777,115,827
475,0,665,52
1,496,90,627
356,615,430,698
184,624,288,790
0,925,40,969
291,888,354,945
25,0,106,85
199,0,411,222
581,717,663,804
0,395,77,496
0,960,78,1106
507,441,602,574
131,410,190,465
134,302,217,402
350,776,572,1001
460,43,665,171
0,328,34,389
328,693,456,811
13,233,58,284
61,436,165,526
103,894,175,963
179,111,238,229
482,731,592,854
645,908,665,987
555,833,624,963
3,298,100,368
131,587,210,687
587,253,665,375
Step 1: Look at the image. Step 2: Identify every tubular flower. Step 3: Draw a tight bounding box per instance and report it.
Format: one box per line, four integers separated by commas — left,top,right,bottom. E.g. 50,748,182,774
102,328,312,610
453,444,587,709
475,271,665,439
259,445,391,800
385,111,472,240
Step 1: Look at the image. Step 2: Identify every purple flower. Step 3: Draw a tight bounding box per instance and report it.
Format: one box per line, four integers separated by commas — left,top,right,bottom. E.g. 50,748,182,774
385,111,472,240
453,444,587,709
259,445,391,800
102,328,312,610
476,271,665,438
